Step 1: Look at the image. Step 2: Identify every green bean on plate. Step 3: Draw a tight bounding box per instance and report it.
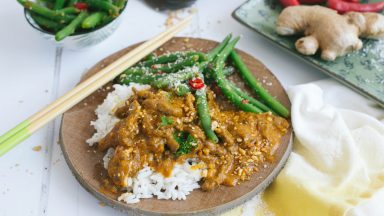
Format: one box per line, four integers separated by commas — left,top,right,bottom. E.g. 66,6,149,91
116,34,290,143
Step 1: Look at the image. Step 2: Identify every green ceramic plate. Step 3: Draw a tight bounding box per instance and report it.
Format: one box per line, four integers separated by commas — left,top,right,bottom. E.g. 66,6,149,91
233,0,384,106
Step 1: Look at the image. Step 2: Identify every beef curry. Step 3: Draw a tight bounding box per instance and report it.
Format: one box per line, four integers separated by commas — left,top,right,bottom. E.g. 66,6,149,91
98,88,289,192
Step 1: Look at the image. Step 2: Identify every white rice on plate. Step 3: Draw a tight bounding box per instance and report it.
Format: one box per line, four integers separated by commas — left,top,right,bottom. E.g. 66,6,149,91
86,83,151,146
88,83,206,204
115,159,204,203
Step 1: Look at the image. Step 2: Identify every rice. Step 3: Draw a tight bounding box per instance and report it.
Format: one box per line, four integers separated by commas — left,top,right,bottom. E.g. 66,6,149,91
89,84,205,203
86,83,150,146
117,159,204,204
103,148,115,169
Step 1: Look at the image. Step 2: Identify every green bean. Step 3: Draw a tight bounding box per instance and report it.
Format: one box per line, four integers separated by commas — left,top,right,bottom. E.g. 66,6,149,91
119,73,156,85
55,11,88,41
205,65,270,112
152,54,200,73
175,84,190,96
191,37,235,142
153,67,198,88
216,78,263,113
37,0,54,8
123,54,201,76
66,0,77,6
119,65,198,88
204,66,234,84
139,54,179,67
202,34,233,83
230,51,289,117
212,37,263,113
82,12,106,29
117,68,158,85
227,81,273,113
84,0,120,16
115,67,191,96
139,52,206,67
117,68,194,96
206,34,232,61
54,0,66,10
114,0,127,10
145,53,156,61
37,0,54,3
195,80,219,143
57,7,80,14
30,13,64,32
18,0,75,23
101,14,114,25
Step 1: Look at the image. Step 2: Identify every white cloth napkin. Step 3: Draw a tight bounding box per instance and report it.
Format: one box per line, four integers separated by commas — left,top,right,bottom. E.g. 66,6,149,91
237,79,384,216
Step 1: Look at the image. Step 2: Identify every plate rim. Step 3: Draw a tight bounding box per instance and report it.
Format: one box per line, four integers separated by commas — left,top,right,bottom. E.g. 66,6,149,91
58,37,293,216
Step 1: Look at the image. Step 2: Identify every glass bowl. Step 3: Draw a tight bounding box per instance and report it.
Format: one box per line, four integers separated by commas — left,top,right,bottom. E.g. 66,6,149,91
24,3,128,50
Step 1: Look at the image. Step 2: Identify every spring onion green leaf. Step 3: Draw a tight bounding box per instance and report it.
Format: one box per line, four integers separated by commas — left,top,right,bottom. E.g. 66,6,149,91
174,131,197,156
160,116,174,127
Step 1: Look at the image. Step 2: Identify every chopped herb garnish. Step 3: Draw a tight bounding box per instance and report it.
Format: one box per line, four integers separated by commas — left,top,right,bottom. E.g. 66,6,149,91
174,131,197,156
160,115,174,127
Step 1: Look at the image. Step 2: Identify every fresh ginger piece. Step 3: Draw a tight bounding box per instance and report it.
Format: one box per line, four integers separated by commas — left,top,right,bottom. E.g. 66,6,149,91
276,6,384,61
356,12,384,39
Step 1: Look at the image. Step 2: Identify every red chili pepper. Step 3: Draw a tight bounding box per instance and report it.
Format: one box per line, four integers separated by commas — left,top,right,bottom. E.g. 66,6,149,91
189,78,205,90
328,0,384,13
279,0,300,7
282,0,360,7
344,0,360,3
74,2,88,10
192,78,203,84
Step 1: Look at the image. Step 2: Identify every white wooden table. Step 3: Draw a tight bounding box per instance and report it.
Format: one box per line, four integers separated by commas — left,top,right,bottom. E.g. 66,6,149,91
0,0,327,215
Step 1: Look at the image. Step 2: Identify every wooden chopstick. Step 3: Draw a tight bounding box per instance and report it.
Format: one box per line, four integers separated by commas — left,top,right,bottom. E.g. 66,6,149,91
0,15,193,156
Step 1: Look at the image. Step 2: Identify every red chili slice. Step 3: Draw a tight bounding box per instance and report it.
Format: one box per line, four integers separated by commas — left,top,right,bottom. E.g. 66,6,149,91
189,78,205,90
192,82,205,89
74,2,88,10
193,78,203,84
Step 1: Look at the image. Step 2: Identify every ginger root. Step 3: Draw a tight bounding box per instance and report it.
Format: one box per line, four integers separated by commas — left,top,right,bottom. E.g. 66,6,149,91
276,6,384,61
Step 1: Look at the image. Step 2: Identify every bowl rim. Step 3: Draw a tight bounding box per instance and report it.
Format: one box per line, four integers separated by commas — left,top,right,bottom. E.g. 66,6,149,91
24,1,128,38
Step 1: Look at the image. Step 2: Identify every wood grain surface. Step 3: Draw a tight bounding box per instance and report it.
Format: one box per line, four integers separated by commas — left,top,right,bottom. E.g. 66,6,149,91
59,37,293,216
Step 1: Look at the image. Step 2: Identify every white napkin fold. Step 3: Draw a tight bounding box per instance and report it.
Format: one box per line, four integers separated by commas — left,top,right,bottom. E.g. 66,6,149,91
239,79,384,216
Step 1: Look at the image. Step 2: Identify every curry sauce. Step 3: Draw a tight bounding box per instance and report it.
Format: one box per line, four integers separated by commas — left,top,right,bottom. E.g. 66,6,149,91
98,88,289,192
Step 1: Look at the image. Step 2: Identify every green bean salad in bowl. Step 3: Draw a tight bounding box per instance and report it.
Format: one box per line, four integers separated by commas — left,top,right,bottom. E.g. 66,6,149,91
19,0,128,49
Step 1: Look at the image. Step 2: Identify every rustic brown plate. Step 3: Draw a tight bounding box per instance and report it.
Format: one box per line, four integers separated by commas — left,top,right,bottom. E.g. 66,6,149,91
59,37,293,216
